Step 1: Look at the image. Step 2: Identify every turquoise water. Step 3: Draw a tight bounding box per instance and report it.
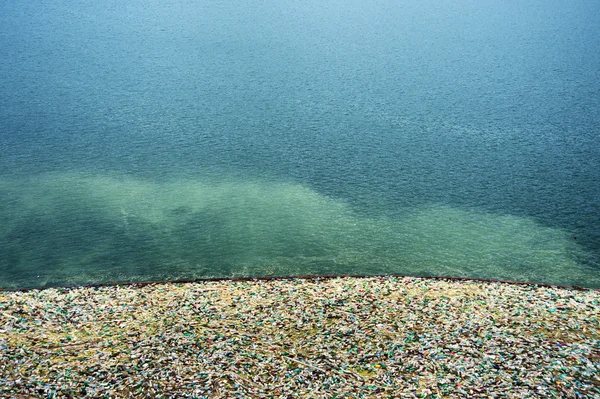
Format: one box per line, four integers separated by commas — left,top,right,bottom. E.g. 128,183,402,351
1,0,599,288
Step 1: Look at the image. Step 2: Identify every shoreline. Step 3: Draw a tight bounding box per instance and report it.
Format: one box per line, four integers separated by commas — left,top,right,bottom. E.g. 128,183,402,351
1,276,599,397
1,272,597,293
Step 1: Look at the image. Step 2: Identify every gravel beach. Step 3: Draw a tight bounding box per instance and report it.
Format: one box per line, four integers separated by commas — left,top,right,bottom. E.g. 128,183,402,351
1,276,599,398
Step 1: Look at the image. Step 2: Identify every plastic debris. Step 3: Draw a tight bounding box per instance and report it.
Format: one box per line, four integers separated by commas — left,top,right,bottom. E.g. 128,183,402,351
1,276,599,398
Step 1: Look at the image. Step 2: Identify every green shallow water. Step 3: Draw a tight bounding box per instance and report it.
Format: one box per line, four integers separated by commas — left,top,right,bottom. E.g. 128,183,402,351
0,172,597,288
1,0,599,288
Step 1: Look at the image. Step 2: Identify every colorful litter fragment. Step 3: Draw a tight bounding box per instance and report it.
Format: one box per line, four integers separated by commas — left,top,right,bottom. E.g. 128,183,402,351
1,276,599,398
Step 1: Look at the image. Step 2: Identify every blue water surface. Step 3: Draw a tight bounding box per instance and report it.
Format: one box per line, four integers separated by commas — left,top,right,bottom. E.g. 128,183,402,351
1,0,599,288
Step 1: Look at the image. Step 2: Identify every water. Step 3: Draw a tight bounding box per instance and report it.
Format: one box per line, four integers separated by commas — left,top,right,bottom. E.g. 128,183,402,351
1,0,599,289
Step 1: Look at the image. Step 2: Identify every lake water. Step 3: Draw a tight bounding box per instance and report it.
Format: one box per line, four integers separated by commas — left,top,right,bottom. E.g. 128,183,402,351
1,0,599,289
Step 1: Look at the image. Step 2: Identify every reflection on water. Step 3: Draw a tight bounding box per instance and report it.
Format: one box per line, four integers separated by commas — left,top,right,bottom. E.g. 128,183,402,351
0,172,596,288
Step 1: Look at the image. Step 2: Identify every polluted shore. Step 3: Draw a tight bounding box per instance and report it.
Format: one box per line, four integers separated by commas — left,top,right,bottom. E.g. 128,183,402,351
2,0,600,397
1,276,599,398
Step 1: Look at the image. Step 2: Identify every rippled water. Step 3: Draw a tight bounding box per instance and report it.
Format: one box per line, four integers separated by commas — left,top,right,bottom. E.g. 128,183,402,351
1,0,599,288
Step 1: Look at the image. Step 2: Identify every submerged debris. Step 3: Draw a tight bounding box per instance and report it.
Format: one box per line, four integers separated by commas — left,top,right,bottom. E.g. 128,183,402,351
1,276,599,398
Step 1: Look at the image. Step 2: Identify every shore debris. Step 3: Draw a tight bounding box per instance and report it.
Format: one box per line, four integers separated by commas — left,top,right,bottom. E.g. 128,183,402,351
1,276,599,398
